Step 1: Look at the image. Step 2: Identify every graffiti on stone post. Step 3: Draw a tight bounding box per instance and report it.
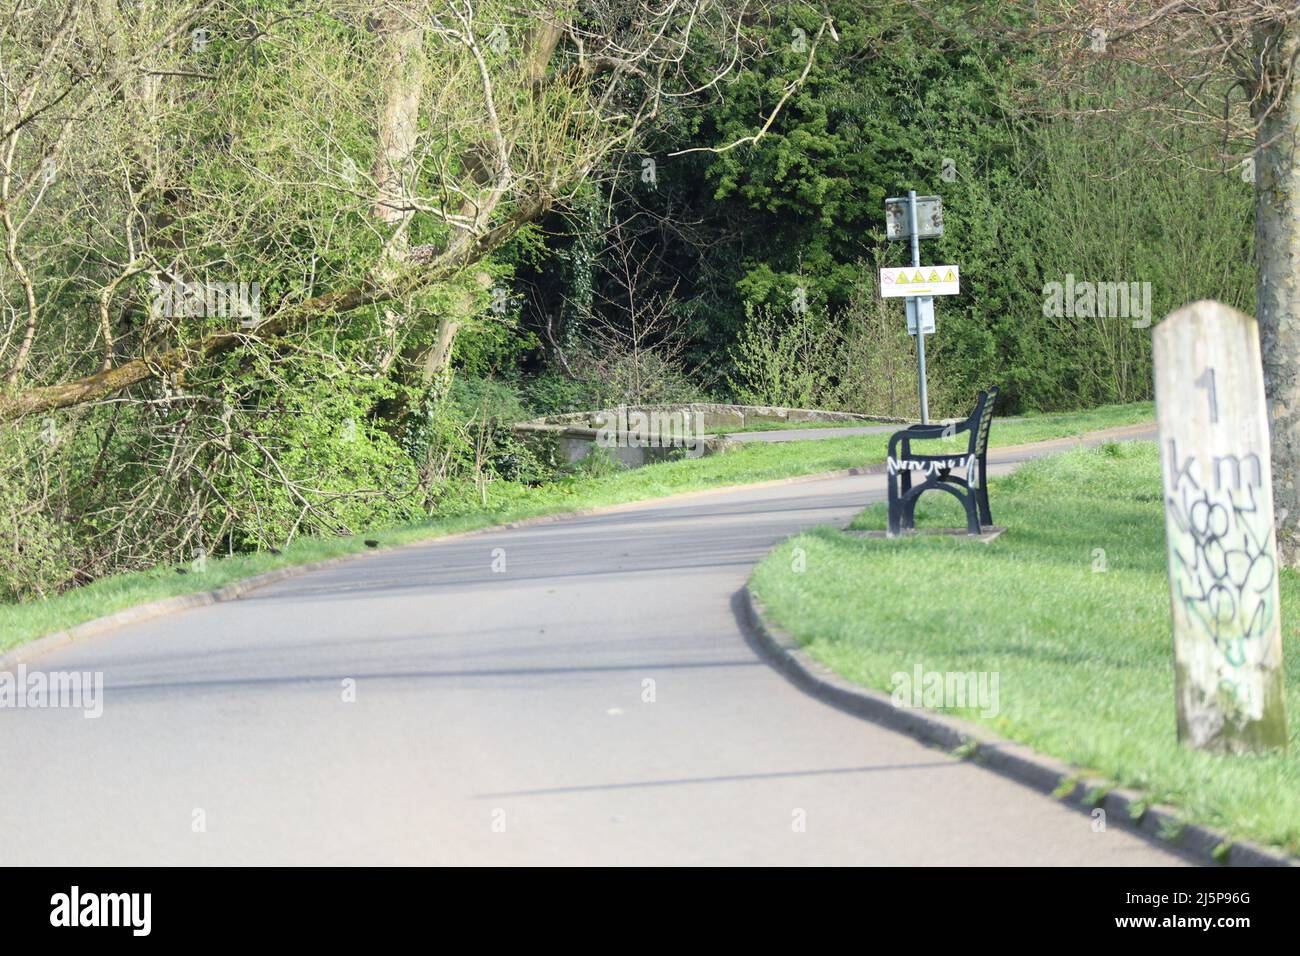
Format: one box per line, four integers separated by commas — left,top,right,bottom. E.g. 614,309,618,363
1164,439,1276,720
1154,301,1287,753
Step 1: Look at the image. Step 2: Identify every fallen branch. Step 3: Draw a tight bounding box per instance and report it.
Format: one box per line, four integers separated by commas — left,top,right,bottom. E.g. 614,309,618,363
0,191,555,421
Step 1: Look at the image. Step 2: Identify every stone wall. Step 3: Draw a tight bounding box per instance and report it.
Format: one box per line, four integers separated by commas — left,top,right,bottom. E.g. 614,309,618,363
510,403,903,469
524,402,899,432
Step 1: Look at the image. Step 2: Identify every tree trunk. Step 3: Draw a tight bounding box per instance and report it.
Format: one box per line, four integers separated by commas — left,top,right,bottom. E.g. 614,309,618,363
422,318,461,385
371,14,426,242
1254,22,1300,565
370,11,432,416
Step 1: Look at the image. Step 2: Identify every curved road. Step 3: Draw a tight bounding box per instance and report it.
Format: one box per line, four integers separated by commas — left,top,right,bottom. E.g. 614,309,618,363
0,426,1185,865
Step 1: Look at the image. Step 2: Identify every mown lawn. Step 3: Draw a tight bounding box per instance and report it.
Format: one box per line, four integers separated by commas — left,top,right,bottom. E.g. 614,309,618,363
1,401,1152,655
749,440,1300,856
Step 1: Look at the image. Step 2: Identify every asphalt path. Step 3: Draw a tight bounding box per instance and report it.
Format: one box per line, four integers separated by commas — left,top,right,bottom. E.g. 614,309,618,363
0,424,1186,865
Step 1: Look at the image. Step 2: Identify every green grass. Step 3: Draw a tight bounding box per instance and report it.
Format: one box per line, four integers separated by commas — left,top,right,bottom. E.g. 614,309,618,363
1,400,1152,656
749,440,1300,856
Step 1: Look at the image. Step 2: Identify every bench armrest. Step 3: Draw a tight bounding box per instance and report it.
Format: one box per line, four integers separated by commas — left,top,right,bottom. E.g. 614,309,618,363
902,422,966,439
889,418,974,461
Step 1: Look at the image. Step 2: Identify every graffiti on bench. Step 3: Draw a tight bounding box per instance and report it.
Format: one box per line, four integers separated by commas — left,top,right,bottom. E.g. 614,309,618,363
886,453,976,482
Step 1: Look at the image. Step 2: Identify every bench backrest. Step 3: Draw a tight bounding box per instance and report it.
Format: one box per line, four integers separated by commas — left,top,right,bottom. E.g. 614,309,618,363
968,386,999,457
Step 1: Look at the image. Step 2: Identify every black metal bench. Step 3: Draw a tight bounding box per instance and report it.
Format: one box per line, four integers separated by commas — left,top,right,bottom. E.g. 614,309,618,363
886,387,999,536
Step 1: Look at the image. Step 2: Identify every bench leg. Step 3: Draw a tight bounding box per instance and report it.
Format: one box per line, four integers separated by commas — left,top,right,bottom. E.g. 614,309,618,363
962,493,981,535
976,457,992,527
901,491,923,531
977,484,992,527
887,472,902,536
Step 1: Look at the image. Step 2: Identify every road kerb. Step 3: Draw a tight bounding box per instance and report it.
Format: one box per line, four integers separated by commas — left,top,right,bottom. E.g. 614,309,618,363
737,585,1297,868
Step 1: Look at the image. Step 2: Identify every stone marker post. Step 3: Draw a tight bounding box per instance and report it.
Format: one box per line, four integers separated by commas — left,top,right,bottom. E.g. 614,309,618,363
1154,300,1288,753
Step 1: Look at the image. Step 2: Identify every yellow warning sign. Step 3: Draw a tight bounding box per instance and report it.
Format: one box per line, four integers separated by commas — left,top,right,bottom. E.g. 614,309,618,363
878,264,960,298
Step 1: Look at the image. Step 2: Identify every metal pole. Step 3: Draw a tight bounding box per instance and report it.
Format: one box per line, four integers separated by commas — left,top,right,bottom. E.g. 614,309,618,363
908,190,929,424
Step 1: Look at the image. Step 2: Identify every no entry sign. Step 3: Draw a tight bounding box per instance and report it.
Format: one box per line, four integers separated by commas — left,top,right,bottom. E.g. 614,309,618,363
880,265,960,298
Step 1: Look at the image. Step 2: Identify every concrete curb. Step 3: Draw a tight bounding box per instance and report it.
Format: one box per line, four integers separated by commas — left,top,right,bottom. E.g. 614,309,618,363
738,586,1298,867
2,419,1156,672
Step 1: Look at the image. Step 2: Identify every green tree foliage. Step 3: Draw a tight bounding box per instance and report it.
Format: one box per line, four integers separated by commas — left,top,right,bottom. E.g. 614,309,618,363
0,0,1258,602
522,1,1253,413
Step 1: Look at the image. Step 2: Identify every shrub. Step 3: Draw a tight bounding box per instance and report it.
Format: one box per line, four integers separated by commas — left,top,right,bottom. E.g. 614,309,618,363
727,273,959,417
0,423,72,601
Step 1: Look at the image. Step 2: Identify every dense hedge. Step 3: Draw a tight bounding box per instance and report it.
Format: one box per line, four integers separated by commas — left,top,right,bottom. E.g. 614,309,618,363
514,0,1254,415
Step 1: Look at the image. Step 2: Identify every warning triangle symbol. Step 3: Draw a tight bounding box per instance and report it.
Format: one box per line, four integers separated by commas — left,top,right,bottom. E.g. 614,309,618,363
913,270,925,283
944,269,955,282
896,271,909,284
929,270,940,282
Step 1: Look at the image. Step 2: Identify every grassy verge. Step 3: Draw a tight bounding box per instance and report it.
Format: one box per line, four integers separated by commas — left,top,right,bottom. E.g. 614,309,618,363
1,401,1152,656
749,440,1300,855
